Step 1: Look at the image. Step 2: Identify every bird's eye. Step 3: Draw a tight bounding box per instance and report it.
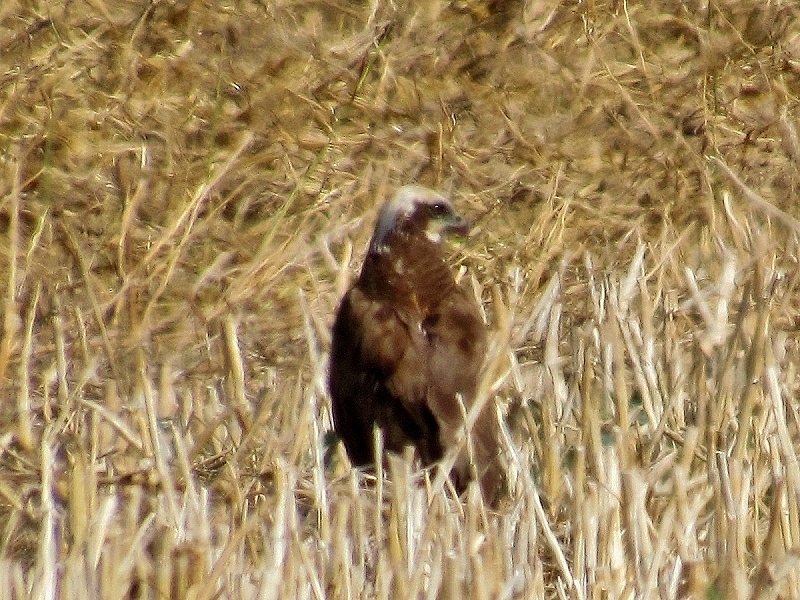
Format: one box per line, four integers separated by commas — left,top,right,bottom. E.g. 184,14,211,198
429,203,449,217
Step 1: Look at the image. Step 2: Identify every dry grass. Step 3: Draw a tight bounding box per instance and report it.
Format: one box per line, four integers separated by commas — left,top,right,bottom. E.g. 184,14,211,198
2,0,800,597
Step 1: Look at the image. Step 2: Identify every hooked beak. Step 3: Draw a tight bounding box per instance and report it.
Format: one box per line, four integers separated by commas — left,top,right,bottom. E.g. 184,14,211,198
445,214,470,236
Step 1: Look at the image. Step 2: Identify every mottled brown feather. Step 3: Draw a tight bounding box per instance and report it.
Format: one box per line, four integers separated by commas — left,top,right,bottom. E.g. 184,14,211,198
328,186,505,503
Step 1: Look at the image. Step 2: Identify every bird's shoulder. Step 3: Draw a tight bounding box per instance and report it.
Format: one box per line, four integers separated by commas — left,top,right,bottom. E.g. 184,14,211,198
335,283,425,368
424,283,487,343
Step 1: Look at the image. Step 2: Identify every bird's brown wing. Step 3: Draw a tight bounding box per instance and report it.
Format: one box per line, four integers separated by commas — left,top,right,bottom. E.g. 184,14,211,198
423,285,505,502
329,286,442,465
424,285,488,422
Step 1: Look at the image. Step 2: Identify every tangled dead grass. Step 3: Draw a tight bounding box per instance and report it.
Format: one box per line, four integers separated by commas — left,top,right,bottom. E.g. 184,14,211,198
2,0,800,597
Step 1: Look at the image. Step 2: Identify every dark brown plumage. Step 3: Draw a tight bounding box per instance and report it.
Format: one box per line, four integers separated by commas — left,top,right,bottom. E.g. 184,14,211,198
328,185,504,503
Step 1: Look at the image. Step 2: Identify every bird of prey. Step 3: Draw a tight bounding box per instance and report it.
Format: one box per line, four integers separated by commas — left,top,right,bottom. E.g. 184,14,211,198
328,185,504,503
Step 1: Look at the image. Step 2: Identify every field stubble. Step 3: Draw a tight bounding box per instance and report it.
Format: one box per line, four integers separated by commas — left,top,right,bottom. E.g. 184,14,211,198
2,0,800,598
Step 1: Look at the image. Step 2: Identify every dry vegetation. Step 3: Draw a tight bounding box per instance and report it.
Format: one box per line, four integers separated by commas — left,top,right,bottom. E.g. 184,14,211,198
3,0,800,598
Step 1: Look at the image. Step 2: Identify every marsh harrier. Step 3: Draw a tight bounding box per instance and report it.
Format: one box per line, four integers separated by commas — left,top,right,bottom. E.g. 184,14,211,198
328,185,504,503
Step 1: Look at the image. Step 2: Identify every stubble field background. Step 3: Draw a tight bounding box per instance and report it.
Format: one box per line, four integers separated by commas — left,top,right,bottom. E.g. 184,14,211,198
2,0,800,598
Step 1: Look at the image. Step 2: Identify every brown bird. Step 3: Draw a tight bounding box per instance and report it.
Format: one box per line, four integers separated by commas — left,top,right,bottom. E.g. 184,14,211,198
328,185,504,503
